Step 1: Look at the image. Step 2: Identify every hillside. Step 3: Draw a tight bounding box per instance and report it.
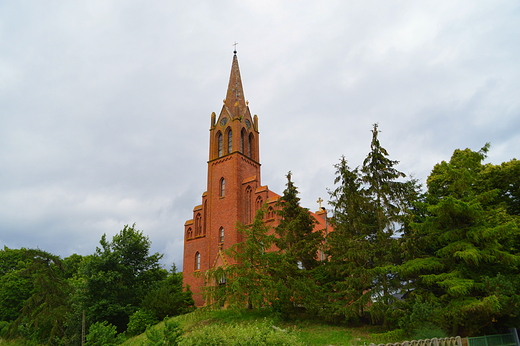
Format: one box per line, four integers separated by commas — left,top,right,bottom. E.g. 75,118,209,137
121,308,429,346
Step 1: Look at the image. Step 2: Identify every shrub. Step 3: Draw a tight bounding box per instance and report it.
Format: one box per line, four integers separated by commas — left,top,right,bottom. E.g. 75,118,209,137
144,318,183,346
85,321,123,346
179,319,304,346
127,309,158,336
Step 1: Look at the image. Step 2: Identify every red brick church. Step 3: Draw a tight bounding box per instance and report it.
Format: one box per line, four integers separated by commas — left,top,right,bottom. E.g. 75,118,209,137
182,51,331,306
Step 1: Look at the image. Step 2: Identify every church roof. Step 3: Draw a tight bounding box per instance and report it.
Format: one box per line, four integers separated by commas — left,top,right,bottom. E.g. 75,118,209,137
224,52,247,119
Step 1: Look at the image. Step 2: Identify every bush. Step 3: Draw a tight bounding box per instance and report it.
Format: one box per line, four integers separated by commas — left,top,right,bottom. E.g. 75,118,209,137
85,321,123,346
144,318,183,346
127,309,158,336
179,319,304,346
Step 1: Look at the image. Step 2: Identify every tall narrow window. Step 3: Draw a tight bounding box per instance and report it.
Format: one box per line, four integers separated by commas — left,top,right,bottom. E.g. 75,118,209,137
203,201,207,235
241,129,246,153
195,252,201,270
217,133,223,157
256,196,263,212
195,213,202,236
220,178,225,197
248,133,254,158
245,186,252,224
227,129,232,154
219,227,224,243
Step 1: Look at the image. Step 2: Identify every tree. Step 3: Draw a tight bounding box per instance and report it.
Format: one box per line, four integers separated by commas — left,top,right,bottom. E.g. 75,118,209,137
6,249,72,344
399,145,520,335
326,124,419,326
275,172,321,271
271,173,325,318
0,247,33,322
82,224,166,333
204,206,278,309
141,264,194,320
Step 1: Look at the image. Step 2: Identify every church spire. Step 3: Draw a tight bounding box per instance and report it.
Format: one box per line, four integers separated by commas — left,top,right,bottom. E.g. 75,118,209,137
224,51,247,119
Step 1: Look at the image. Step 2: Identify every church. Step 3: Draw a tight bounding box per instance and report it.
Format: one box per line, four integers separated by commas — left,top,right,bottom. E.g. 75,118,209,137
182,51,331,306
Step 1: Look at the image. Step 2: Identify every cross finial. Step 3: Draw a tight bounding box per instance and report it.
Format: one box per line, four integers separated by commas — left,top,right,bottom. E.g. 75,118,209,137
233,41,238,54
317,197,324,209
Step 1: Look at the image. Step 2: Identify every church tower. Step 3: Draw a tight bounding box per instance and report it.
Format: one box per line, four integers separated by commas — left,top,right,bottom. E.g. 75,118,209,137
183,52,273,306
182,51,332,306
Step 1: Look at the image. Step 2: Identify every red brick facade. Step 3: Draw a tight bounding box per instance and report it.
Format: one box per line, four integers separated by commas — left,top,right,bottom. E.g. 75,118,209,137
182,53,331,306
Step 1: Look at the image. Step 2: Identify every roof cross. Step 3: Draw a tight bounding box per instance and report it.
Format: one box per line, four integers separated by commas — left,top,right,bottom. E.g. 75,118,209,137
317,197,324,209
233,41,238,53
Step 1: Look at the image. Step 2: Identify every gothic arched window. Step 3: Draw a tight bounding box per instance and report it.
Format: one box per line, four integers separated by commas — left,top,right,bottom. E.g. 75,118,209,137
220,178,225,197
186,228,193,239
219,227,224,243
245,186,252,224
227,128,232,154
195,213,202,236
195,252,201,271
248,133,254,158
217,132,223,157
241,128,247,154
256,196,263,212
267,206,274,219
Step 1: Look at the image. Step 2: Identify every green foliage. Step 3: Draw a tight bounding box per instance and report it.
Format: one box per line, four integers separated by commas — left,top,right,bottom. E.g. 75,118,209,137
82,224,166,332
144,318,183,346
275,172,322,271
6,249,72,344
0,247,33,322
85,321,123,346
326,124,419,326
141,265,194,320
127,309,158,336
179,319,303,346
204,206,279,309
400,144,520,335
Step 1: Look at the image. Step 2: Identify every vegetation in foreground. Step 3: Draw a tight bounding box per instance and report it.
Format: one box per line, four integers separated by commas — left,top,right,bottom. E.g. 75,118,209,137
121,308,437,346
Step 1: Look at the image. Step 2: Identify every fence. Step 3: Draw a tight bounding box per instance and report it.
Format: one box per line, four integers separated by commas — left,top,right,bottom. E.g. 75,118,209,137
370,336,463,346
467,331,519,346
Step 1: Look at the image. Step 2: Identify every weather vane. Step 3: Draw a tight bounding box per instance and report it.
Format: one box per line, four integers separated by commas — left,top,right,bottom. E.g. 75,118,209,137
233,41,238,53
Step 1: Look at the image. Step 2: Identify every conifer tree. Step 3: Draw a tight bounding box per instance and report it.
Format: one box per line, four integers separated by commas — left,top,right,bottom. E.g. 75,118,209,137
399,145,520,335
204,206,277,309
275,172,321,271
327,124,418,326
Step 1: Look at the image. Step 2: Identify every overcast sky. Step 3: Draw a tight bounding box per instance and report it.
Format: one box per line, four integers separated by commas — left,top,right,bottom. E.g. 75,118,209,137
1,1,518,269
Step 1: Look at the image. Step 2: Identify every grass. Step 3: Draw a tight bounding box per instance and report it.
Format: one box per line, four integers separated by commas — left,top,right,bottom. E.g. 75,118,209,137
121,308,410,346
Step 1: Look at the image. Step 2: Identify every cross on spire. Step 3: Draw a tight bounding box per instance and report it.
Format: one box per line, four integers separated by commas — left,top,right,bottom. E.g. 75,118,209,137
233,41,238,54
317,197,324,209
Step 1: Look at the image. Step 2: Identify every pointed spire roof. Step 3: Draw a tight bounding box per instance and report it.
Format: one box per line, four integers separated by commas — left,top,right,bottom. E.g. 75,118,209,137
224,52,247,119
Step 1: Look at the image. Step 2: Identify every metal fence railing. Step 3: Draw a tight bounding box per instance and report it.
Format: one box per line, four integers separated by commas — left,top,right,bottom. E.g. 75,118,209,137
369,336,463,346
468,331,519,346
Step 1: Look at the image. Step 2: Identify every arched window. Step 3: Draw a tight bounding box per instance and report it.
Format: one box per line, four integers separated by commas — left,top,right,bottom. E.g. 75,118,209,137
248,133,254,158
219,227,224,243
220,178,225,197
241,128,247,154
227,128,232,154
195,213,202,236
267,206,274,219
245,186,252,224
186,228,193,239
203,201,207,235
217,132,223,157
195,252,201,270
256,196,263,212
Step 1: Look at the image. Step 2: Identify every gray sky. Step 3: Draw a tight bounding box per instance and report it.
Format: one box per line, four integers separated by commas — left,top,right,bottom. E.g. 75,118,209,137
1,1,519,269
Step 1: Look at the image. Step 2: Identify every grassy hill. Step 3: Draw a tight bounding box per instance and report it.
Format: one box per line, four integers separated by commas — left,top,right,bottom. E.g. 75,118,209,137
122,308,411,346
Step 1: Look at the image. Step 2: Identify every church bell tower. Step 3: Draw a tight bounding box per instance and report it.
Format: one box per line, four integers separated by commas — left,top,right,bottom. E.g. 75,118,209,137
183,51,267,306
